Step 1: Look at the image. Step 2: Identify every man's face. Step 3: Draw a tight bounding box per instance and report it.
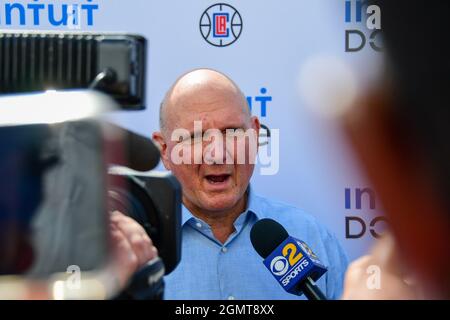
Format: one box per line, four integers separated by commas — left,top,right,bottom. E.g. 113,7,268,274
156,85,260,214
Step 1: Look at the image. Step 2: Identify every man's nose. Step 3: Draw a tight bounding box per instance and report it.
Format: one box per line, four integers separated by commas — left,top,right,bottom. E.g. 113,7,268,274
203,134,229,165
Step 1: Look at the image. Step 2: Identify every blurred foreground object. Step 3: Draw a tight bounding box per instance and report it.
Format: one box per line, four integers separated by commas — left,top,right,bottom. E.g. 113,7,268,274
342,0,450,299
0,90,180,299
0,31,181,299
0,32,146,109
342,233,422,300
0,91,116,299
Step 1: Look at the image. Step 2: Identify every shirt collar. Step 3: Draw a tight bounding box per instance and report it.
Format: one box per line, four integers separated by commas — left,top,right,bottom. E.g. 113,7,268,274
181,204,195,226
181,185,268,226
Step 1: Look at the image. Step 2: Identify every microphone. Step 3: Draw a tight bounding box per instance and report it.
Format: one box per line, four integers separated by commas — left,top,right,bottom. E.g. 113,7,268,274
250,218,328,300
123,128,160,172
106,123,160,172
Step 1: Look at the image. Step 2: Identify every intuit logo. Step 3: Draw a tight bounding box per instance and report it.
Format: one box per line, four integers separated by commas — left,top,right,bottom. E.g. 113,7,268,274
0,0,99,28
246,87,272,118
344,0,382,52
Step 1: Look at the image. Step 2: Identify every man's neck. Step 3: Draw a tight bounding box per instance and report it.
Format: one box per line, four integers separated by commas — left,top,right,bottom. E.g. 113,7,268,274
184,193,248,244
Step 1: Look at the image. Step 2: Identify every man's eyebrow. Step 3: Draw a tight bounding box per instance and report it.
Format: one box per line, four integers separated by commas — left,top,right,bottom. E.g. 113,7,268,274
223,125,246,130
220,124,247,132
188,124,246,136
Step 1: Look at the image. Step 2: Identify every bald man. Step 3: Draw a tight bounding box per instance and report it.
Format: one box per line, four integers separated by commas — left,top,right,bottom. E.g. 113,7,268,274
152,69,348,300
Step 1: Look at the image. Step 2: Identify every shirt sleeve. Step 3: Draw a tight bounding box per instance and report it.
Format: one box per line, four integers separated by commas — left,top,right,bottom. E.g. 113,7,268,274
323,230,349,300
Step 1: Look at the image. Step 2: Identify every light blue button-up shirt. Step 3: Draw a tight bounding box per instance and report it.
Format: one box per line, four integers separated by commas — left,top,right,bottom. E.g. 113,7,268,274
164,188,348,300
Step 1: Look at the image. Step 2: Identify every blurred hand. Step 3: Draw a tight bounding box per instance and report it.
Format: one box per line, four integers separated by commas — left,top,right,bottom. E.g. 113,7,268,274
109,211,158,289
341,233,422,300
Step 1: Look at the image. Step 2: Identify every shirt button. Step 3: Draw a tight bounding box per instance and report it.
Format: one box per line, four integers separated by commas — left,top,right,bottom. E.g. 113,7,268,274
221,247,228,253
195,222,202,228
228,295,235,300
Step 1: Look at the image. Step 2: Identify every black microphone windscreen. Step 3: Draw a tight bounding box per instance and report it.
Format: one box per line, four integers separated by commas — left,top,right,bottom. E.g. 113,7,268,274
250,218,289,259
125,129,160,171
107,123,160,171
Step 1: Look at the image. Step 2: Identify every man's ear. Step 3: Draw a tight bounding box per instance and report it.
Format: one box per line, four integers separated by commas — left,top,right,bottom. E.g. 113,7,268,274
152,131,171,170
251,116,261,132
251,116,261,150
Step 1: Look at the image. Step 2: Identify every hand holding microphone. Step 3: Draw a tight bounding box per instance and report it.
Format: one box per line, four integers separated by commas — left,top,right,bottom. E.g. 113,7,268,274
250,218,328,300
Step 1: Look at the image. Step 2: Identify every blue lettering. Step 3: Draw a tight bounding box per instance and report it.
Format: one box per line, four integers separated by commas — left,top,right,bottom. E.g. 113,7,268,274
345,1,351,23
345,187,376,210
5,3,26,26
345,188,351,209
48,4,69,26
68,4,80,28
246,88,272,118
246,96,252,113
0,1,98,27
255,88,272,117
27,1,45,26
345,0,363,23
356,0,362,22
81,1,98,26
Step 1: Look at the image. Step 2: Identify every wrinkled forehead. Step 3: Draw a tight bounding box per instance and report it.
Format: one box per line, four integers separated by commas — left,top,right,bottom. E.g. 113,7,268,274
165,85,250,132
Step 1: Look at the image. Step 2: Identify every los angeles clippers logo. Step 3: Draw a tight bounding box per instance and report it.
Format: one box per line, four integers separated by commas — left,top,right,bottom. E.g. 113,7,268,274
200,3,242,47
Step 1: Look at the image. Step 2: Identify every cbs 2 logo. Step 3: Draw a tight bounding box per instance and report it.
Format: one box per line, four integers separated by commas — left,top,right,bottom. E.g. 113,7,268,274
270,243,304,276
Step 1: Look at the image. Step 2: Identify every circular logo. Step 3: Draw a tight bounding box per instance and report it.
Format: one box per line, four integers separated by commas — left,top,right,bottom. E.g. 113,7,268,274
270,256,289,276
298,241,318,260
199,3,243,47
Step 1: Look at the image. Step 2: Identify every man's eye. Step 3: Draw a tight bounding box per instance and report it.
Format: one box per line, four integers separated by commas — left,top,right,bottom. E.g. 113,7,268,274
178,135,202,145
177,136,191,144
226,128,246,136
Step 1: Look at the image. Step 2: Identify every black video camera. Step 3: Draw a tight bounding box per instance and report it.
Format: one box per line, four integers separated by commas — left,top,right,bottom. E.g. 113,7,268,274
0,31,181,299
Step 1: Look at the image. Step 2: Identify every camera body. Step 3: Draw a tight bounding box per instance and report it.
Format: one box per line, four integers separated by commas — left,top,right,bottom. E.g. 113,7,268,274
0,31,182,299
108,167,182,275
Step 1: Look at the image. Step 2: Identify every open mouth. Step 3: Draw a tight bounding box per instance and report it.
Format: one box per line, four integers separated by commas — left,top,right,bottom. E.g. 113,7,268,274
205,174,231,184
